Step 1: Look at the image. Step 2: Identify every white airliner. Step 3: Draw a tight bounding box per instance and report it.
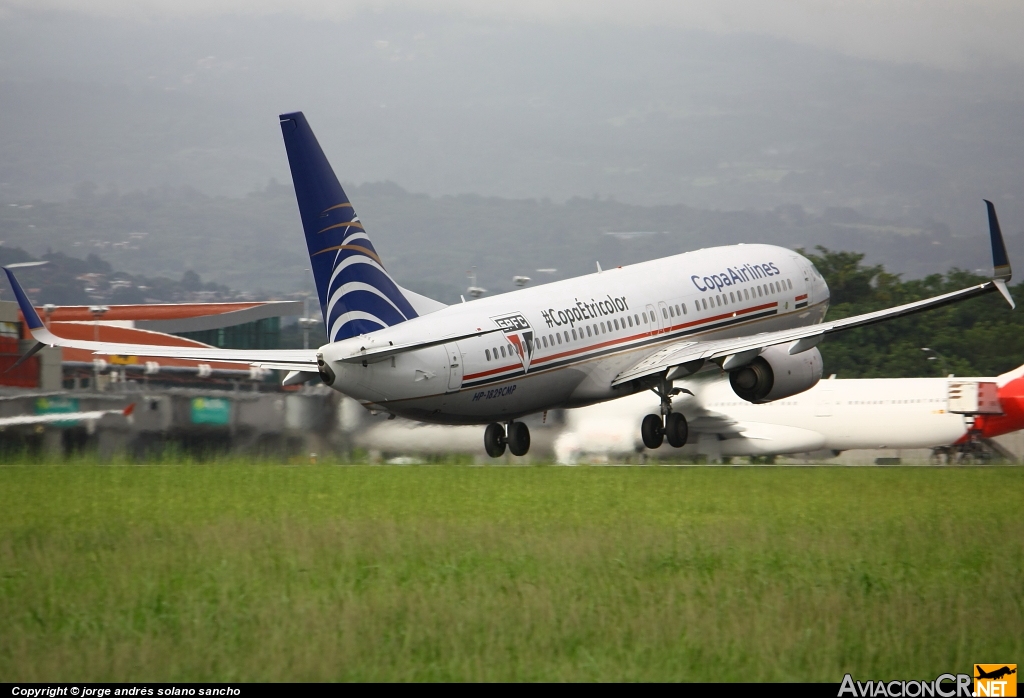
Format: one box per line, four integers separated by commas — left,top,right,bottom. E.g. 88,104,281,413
2,112,1016,457
554,366,1024,463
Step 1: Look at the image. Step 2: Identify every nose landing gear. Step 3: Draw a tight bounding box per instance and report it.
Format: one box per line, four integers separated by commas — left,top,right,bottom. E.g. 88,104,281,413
484,421,531,457
641,379,690,450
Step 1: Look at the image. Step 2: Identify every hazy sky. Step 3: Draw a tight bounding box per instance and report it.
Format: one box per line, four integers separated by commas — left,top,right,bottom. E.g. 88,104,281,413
0,0,1022,237
5,0,1023,69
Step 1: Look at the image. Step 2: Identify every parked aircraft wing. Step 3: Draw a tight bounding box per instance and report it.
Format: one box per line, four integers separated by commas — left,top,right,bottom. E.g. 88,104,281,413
613,201,1014,387
0,403,134,427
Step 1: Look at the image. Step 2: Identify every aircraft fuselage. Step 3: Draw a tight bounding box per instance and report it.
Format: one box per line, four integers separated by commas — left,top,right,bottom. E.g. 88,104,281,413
320,243,829,424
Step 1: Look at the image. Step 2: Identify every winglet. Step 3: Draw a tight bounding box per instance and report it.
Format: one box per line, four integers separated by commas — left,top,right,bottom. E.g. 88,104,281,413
995,279,1015,309
984,200,1015,308
986,200,1011,281
2,267,45,330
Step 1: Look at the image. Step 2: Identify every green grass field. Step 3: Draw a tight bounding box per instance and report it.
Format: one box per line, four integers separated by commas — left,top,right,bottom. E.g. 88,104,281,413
0,464,1021,682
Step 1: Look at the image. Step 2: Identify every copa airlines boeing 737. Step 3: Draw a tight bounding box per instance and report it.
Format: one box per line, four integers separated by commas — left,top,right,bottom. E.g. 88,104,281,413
2,112,1017,457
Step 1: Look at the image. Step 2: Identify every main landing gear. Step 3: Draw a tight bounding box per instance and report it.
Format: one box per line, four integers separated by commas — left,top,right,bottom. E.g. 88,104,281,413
484,421,531,457
641,379,689,450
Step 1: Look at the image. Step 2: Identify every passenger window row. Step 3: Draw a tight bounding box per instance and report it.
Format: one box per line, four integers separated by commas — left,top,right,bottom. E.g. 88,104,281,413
663,303,688,320
483,311,646,361
650,278,798,326
484,277,805,360
698,278,796,313
483,277,801,362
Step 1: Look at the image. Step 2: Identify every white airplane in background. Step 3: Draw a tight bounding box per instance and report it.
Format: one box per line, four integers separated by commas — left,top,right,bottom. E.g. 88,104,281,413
3,112,1017,458
554,366,1024,463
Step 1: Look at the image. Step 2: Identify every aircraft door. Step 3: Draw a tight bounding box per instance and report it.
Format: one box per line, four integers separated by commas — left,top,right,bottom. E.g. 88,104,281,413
444,343,463,393
656,302,669,334
644,304,659,335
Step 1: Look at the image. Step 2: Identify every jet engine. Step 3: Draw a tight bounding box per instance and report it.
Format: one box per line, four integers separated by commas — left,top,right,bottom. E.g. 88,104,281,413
728,345,823,403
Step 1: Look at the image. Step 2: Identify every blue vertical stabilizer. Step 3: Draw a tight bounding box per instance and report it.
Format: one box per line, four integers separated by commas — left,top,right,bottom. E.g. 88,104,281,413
279,112,418,342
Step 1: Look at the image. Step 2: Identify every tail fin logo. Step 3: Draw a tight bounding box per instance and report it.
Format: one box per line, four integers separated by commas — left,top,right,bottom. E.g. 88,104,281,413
493,312,535,373
280,111,418,342
314,202,417,342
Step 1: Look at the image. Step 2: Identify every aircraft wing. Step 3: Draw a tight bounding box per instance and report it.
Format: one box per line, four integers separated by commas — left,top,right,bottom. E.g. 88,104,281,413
0,404,134,427
613,200,1015,387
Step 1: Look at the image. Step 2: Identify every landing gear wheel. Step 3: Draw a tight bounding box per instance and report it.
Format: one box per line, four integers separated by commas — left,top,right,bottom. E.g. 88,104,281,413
484,423,506,458
641,413,664,449
507,421,531,456
665,412,688,448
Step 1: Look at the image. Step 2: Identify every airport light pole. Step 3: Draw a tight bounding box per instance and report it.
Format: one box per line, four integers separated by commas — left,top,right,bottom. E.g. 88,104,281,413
921,347,950,377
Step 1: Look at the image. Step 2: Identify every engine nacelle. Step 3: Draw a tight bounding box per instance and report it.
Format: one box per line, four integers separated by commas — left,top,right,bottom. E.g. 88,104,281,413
728,345,823,403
